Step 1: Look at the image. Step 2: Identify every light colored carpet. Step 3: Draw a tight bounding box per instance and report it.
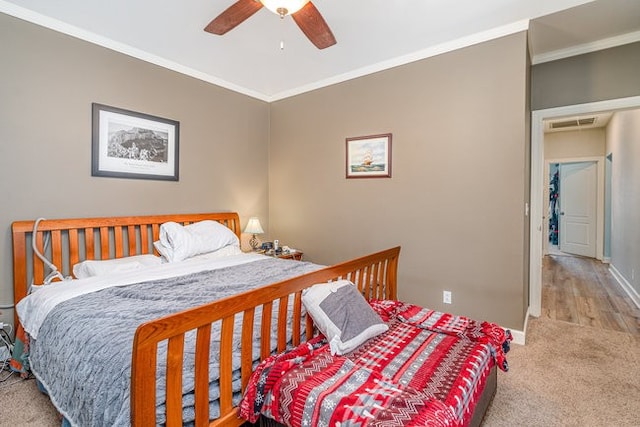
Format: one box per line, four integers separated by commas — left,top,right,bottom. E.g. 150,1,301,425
0,373,59,426
1,316,638,426
483,316,640,426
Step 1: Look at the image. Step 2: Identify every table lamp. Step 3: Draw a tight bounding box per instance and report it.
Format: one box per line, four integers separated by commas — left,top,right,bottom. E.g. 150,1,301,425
244,217,264,250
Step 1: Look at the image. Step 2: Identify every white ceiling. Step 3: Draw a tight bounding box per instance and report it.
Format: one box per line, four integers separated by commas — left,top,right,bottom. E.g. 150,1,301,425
2,0,639,102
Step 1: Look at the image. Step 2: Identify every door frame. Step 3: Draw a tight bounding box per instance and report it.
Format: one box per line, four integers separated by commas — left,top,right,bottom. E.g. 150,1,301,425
604,153,613,263
529,95,640,317
544,158,604,259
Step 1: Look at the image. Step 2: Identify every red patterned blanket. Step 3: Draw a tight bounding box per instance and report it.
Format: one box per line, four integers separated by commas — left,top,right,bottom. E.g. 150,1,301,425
240,301,511,427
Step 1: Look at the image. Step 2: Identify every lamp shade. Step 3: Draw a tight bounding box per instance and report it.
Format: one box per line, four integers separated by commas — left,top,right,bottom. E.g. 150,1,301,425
260,0,309,16
244,217,264,235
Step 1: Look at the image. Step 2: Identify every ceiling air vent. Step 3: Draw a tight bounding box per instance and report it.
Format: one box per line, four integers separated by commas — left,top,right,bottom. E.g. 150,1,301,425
550,117,596,129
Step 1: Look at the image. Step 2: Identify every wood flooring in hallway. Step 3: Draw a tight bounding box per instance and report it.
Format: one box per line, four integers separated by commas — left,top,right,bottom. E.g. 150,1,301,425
542,254,640,336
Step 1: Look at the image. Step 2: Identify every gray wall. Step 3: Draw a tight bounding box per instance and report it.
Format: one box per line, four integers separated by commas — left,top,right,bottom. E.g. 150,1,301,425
0,14,271,326
531,42,640,111
14,10,626,332
606,109,640,297
268,32,531,330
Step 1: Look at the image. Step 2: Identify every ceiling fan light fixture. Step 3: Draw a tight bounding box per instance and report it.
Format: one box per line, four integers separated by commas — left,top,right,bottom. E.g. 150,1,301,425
206,0,335,50
260,0,309,17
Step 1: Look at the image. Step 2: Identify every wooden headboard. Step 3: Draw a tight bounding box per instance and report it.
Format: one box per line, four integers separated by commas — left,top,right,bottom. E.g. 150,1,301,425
11,212,241,326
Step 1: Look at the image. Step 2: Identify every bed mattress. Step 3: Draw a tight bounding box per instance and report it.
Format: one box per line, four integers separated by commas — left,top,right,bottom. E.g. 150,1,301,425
16,254,322,426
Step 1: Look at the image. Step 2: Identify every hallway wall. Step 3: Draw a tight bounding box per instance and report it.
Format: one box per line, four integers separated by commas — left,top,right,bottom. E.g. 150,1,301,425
531,42,640,110
606,108,640,299
544,128,605,159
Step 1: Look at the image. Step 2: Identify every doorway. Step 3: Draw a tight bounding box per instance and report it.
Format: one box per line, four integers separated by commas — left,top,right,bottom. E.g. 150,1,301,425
550,161,598,258
543,156,604,260
529,95,640,318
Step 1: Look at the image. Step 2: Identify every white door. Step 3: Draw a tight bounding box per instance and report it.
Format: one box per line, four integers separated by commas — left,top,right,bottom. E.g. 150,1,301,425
559,161,597,257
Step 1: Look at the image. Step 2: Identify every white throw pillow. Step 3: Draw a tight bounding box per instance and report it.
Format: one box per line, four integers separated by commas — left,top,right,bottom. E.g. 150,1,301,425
73,254,162,279
302,279,388,355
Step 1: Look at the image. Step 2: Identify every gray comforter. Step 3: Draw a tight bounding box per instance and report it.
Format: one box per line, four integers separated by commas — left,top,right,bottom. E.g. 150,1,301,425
30,258,322,426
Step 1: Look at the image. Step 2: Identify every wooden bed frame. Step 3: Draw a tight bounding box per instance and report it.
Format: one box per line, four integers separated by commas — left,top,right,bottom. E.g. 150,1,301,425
12,212,402,426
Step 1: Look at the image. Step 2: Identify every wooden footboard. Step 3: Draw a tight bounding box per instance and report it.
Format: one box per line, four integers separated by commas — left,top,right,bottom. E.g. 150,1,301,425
130,246,401,427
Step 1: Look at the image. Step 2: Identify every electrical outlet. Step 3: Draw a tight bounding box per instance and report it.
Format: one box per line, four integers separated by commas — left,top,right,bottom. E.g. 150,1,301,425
443,290,452,304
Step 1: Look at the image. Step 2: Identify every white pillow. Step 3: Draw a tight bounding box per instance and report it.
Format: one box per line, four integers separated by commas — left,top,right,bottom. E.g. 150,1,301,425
73,254,162,279
302,279,388,355
154,220,240,263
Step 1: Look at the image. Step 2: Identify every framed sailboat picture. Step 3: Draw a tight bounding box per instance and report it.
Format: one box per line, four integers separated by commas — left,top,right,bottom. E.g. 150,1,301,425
346,133,392,179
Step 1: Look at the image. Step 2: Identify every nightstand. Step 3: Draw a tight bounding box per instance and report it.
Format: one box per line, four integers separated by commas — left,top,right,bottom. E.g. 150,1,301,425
275,251,303,261
261,249,303,261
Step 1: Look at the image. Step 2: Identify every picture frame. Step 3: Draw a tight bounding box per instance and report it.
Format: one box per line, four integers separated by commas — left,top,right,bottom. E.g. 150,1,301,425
345,133,392,179
92,103,179,181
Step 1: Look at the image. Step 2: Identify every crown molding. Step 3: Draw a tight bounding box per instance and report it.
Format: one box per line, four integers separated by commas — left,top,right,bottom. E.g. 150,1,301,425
0,1,271,102
532,30,640,65
269,19,530,102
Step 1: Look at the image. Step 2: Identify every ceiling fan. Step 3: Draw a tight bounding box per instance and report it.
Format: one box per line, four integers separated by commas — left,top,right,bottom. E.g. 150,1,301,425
204,0,336,49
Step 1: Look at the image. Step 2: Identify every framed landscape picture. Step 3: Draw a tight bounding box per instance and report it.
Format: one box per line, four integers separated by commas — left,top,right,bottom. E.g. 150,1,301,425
92,103,179,181
346,133,392,179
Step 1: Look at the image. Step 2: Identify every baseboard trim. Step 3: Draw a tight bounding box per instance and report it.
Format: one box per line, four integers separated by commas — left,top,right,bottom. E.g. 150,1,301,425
609,264,640,310
506,307,529,346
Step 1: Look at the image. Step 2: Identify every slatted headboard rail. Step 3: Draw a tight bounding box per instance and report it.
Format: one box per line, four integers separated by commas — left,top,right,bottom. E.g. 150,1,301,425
12,212,241,326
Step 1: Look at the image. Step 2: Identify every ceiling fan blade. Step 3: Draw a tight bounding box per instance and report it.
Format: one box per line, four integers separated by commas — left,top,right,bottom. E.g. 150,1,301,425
291,2,336,49
204,0,263,35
